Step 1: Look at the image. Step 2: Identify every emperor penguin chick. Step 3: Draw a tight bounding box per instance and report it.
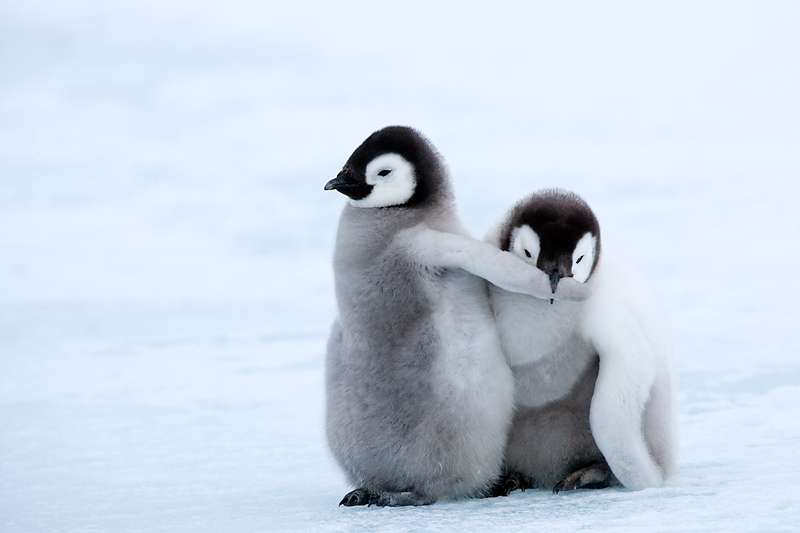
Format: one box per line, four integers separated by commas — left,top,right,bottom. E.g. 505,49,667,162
324,128,591,507
487,189,676,493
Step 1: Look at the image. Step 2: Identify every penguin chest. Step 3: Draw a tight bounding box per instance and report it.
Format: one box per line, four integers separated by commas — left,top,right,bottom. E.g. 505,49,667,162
510,340,596,408
490,287,584,365
490,287,594,408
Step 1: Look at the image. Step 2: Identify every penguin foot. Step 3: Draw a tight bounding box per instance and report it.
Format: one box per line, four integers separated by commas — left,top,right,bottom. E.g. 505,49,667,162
488,470,528,497
553,462,612,494
339,488,374,506
340,488,434,507
370,491,435,507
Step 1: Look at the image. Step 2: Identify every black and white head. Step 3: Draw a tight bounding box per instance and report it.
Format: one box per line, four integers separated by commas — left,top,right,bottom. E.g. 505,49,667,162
500,189,601,302
324,126,451,208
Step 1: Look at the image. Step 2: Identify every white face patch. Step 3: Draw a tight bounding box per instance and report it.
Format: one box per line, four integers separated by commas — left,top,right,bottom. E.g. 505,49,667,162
571,232,597,283
510,225,540,264
349,153,416,208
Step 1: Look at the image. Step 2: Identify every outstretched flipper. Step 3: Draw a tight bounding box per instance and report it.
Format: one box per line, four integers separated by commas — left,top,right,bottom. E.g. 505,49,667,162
553,462,613,494
398,227,592,302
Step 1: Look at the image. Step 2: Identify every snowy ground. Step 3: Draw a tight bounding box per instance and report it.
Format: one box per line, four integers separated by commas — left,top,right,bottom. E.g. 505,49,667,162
2,1,799,531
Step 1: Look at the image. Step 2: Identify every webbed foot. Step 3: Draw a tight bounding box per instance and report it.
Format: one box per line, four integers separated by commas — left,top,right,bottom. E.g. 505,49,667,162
339,488,374,506
370,491,435,507
488,470,528,497
553,462,613,494
340,488,434,507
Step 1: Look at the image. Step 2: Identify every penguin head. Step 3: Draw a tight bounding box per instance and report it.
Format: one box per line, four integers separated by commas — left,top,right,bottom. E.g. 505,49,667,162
500,189,601,297
324,126,449,208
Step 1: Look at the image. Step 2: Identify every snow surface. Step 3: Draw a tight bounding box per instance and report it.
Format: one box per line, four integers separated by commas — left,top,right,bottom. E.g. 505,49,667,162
2,1,799,531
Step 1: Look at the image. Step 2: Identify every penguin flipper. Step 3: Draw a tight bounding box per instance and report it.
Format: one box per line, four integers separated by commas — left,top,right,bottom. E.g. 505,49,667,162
581,250,672,490
399,227,591,302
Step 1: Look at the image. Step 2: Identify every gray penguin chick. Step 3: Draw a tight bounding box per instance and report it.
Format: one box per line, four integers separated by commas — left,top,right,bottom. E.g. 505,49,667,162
487,189,676,493
324,128,592,507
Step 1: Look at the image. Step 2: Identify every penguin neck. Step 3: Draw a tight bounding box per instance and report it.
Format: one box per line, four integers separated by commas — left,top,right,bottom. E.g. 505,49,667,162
342,191,456,229
336,194,459,259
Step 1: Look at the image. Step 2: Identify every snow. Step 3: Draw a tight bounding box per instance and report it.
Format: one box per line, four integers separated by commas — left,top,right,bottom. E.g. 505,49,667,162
2,1,799,531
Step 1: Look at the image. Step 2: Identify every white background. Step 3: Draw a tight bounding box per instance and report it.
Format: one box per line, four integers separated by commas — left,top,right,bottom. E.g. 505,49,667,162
1,1,799,531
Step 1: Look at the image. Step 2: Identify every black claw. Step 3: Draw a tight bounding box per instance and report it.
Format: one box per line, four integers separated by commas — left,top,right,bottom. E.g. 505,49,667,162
553,473,581,494
488,470,528,497
504,478,520,494
553,462,613,494
340,488,372,507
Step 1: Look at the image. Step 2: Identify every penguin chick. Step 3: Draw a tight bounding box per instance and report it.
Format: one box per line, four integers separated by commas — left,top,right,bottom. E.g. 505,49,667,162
487,189,676,493
324,128,591,507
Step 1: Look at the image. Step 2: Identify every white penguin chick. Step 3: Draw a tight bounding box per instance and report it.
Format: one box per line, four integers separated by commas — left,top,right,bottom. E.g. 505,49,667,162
324,127,592,507
487,189,676,494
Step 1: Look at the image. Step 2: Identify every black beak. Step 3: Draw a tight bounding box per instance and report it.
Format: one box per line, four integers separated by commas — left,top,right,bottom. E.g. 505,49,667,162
549,271,561,294
549,271,561,305
325,169,359,191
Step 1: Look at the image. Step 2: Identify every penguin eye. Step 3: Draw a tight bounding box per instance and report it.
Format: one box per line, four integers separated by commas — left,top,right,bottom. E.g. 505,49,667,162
377,169,392,177
576,255,584,264
524,249,531,258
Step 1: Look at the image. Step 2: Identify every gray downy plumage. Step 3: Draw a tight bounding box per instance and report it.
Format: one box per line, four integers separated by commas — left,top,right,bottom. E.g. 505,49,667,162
487,189,677,494
324,129,592,507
